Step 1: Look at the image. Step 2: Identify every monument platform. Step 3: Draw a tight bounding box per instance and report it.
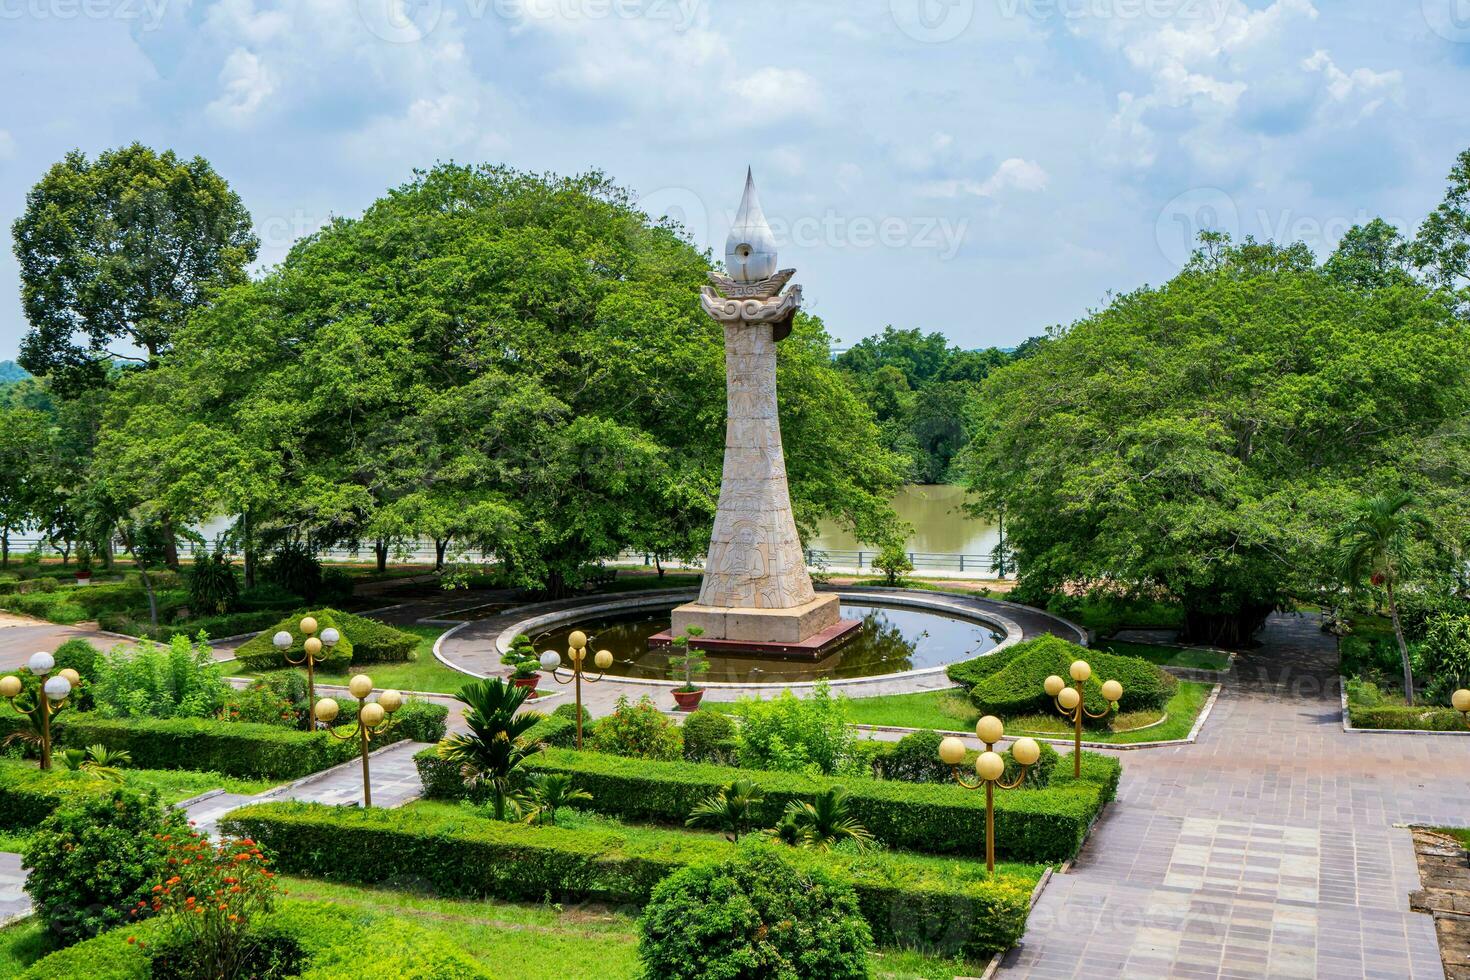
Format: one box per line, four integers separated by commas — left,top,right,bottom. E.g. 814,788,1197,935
651,603,863,658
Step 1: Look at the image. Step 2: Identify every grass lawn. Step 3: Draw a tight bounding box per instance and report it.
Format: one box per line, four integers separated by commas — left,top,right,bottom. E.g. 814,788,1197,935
1097,639,1230,671
0,830,29,852
229,624,479,695
1435,827,1470,849
827,681,1215,744
0,869,1006,980
0,758,277,803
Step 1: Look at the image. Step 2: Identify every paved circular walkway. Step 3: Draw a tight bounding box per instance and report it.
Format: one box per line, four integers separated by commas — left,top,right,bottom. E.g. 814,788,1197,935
1001,612,1467,979
437,586,1085,716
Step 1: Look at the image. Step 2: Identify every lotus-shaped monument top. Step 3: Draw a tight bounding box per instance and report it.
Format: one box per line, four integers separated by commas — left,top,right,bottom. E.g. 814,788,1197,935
725,167,778,283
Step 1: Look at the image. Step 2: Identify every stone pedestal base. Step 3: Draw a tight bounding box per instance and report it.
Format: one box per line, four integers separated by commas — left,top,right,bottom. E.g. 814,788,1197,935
671,593,840,645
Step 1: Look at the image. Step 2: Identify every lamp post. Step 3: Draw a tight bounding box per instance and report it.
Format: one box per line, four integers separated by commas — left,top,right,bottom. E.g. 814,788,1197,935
539,630,613,749
313,673,402,808
937,715,1042,874
275,616,340,722
1044,660,1123,778
1454,688,1469,728
1,652,79,771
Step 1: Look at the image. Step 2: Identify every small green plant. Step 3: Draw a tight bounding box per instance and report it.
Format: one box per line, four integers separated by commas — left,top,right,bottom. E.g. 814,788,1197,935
59,743,132,782
873,542,914,586
91,633,229,720
778,787,874,851
685,778,764,842
588,695,683,761
187,548,240,615
500,633,540,680
515,772,591,826
438,678,544,821
667,625,708,693
731,681,859,776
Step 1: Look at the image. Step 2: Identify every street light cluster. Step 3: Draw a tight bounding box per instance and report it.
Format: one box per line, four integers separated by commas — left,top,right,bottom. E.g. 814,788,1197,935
1,652,79,770
1046,659,1123,777
540,629,613,749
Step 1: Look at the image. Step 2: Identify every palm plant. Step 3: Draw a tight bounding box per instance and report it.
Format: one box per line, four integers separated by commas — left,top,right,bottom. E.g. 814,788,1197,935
59,744,131,783
1334,492,1429,703
686,778,764,842
516,772,591,826
783,787,874,851
764,809,805,846
438,678,545,820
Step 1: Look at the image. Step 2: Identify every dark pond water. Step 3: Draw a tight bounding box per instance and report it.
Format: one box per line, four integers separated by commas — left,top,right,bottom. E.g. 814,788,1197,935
532,602,1004,684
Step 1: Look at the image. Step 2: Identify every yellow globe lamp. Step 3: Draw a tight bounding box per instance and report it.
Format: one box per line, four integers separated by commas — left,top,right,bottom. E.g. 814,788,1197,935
594,649,614,670
314,697,340,723
57,668,81,688
1100,679,1123,703
569,630,587,651
976,715,1005,746
300,616,318,636
0,676,20,699
1069,660,1092,682
348,674,374,699
975,751,1005,782
1453,688,1470,713
304,636,322,657
1043,674,1065,697
1058,686,1081,711
938,736,966,766
378,690,404,714
360,702,385,728
1012,737,1041,767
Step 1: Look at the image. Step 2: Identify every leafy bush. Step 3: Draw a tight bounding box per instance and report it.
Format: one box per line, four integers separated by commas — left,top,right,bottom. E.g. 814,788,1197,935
552,702,591,726
1421,613,1470,701
234,583,303,612
186,549,240,615
872,729,1059,789
731,681,862,776
224,677,305,728
681,709,737,764
639,847,872,979
589,695,683,761
23,788,188,944
1348,703,1469,731
330,610,418,663
872,543,914,586
231,609,353,672
417,746,1122,862
221,801,1035,958
962,635,1175,722
53,637,102,682
261,542,322,602
390,698,449,743
92,635,229,720
0,710,395,779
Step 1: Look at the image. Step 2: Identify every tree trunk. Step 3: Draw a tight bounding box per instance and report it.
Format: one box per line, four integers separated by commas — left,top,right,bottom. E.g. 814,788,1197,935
435,538,448,572
1,528,8,569
241,509,256,590
161,513,179,569
655,555,665,578
375,538,388,574
1386,579,1415,704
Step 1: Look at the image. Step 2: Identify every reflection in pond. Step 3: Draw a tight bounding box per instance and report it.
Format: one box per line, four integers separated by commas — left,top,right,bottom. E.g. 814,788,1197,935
533,602,1004,684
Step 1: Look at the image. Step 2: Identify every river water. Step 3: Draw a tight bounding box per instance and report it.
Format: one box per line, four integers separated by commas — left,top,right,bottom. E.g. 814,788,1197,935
809,484,998,557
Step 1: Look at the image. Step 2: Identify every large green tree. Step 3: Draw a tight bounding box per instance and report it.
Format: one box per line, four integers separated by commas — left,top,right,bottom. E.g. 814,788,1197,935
962,234,1470,644
101,165,900,591
13,143,257,394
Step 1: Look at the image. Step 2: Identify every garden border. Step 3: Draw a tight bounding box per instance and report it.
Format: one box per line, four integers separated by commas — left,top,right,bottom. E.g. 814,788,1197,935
1338,688,1470,736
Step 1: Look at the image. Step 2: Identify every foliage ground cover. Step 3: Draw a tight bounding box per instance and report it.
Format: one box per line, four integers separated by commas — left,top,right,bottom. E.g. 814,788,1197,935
1005,681,1214,744
230,624,472,694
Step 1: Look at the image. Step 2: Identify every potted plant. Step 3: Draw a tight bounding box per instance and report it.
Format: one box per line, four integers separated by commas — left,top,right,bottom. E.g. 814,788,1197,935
74,544,93,586
669,625,709,711
501,634,541,693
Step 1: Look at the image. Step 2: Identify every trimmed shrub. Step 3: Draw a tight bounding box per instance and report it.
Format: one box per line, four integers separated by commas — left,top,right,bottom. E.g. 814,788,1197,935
421,746,1120,862
0,710,396,779
221,801,1035,958
388,699,448,743
961,635,1175,723
1348,703,1468,731
330,610,419,663
681,709,737,764
552,702,591,725
639,847,872,979
730,681,861,776
23,788,188,944
232,609,354,671
52,637,102,681
18,900,493,980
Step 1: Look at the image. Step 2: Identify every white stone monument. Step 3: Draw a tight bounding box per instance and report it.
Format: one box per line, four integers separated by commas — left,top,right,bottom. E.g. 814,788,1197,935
667,171,856,650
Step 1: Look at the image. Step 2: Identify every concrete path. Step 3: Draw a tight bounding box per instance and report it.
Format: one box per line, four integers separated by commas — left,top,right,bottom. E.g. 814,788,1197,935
1000,612,1466,979
0,853,26,926
0,613,116,673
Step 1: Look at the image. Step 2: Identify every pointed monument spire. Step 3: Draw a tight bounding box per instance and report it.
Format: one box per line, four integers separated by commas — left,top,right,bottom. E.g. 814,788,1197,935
725,167,779,283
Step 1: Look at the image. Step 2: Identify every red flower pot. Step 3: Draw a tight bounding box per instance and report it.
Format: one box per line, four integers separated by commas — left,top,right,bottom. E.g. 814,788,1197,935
511,674,540,693
672,688,704,711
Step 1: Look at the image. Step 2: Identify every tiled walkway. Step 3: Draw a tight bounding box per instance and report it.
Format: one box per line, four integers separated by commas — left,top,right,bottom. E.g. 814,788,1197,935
1001,612,1467,979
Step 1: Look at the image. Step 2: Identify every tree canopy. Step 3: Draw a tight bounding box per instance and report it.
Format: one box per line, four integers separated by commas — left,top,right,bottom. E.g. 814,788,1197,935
962,233,1470,644
96,164,902,590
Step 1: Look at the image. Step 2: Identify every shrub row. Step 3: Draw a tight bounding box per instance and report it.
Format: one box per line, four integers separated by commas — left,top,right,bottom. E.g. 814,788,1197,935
1348,703,1468,731
416,745,1120,863
221,802,1036,958
98,608,288,642
0,762,114,830
18,900,493,980
0,710,405,780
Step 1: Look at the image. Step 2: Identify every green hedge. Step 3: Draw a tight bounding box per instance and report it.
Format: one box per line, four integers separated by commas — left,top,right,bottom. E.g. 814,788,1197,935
98,608,288,643
231,608,418,669
957,635,1176,721
221,802,1036,959
0,762,114,830
17,900,492,979
0,710,400,780
1348,703,1468,731
331,611,419,663
415,745,1119,863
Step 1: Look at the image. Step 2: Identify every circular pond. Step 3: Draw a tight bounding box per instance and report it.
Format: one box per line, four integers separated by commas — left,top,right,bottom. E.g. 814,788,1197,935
531,601,1004,685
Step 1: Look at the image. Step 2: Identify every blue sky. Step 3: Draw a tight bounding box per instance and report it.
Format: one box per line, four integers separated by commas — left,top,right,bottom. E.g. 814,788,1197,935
1,0,1467,358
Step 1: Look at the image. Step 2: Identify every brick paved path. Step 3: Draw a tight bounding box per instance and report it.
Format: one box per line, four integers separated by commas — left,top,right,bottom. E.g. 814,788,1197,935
1001,612,1468,979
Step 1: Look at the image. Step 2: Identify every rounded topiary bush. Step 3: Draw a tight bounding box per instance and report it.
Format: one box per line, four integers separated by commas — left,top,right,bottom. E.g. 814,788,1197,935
964,635,1176,724
638,847,872,980
681,709,737,764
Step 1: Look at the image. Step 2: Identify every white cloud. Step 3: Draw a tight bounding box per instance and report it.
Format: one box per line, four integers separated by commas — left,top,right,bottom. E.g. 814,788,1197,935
1302,50,1401,116
0,130,15,161
209,48,275,122
920,158,1049,199
724,67,822,123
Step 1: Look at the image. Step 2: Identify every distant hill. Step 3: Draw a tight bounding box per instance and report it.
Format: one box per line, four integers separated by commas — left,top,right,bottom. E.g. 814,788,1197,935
0,361,30,384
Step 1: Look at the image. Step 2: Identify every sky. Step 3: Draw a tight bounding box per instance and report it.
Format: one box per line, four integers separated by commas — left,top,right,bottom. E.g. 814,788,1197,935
0,0,1468,359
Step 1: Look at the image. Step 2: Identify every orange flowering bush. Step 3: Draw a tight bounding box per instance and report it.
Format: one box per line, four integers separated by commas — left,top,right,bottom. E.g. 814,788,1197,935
131,830,279,978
